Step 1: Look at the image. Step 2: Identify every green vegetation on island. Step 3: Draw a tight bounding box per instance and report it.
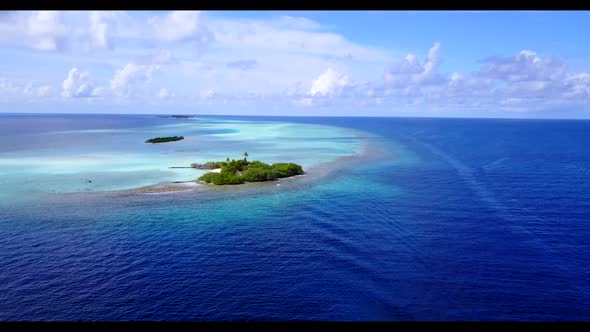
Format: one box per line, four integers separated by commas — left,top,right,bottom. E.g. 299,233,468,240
197,152,304,185
145,136,184,144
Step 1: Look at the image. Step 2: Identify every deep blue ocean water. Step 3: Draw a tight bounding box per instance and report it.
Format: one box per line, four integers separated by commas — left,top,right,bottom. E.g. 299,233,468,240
1,114,590,321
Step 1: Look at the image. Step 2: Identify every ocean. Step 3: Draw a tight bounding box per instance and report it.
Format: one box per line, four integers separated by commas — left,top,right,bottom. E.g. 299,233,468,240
0,114,589,321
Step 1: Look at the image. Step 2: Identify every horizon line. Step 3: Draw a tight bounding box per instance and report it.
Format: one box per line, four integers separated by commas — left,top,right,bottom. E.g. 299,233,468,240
1,112,590,121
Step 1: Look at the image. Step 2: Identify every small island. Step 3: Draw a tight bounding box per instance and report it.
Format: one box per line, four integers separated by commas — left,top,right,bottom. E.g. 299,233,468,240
171,115,194,119
145,136,185,144
196,153,304,185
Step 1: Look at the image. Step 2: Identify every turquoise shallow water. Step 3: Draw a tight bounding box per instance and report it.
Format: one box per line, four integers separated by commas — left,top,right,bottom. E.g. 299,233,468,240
0,115,362,205
1,114,590,321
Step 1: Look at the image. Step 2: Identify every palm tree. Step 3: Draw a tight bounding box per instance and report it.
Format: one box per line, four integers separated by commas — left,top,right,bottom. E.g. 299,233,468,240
226,157,230,162
244,152,248,161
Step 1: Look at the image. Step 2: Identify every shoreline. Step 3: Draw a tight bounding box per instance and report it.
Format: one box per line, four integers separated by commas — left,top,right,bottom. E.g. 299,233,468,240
46,127,385,197
121,129,377,195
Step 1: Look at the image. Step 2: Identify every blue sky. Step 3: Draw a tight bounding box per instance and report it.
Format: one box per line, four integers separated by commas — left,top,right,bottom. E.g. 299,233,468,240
0,11,589,118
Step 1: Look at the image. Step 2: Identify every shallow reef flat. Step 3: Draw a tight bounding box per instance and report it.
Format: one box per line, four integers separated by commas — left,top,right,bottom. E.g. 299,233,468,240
0,116,365,206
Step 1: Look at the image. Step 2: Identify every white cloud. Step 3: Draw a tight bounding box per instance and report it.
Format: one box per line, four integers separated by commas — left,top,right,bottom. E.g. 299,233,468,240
276,16,321,30
419,42,442,83
384,42,445,87
25,11,66,51
0,11,122,52
0,77,54,101
0,78,23,97
291,68,354,106
0,11,390,106
37,85,52,97
89,11,115,50
309,68,352,97
208,17,389,62
149,11,214,50
480,50,568,82
475,50,590,107
565,73,590,98
22,82,54,98
110,62,159,97
0,12,589,115
446,72,494,97
290,45,590,113
62,68,96,98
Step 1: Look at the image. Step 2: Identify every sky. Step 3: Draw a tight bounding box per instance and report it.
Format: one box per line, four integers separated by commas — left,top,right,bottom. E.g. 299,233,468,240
0,10,589,118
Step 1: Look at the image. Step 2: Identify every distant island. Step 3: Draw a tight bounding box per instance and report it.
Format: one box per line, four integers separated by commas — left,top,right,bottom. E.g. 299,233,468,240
155,115,195,119
145,136,184,144
196,153,303,185
171,115,194,119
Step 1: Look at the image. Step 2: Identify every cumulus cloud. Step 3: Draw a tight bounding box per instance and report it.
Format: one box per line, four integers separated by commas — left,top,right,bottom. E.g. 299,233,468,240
289,44,590,113
291,68,354,106
384,42,445,87
0,80,18,99
0,78,54,101
62,68,97,98
565,73,590,99
309,68,353,97
101,47,174,99
427,47,588,111
0,11,121,51
0,78,24,97
37,85,52,97
445,72,494,98
476,50,590,106
89,11,115,50
1,12,589,115
480,50,568,82
25,11,66,51
421,42,442,81
22,82,53,98
226,59,258,71
150,11,214,50
110,63,159,97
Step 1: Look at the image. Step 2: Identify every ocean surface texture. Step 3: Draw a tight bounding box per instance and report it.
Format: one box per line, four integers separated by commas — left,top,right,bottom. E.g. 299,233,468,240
1,114,589,321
